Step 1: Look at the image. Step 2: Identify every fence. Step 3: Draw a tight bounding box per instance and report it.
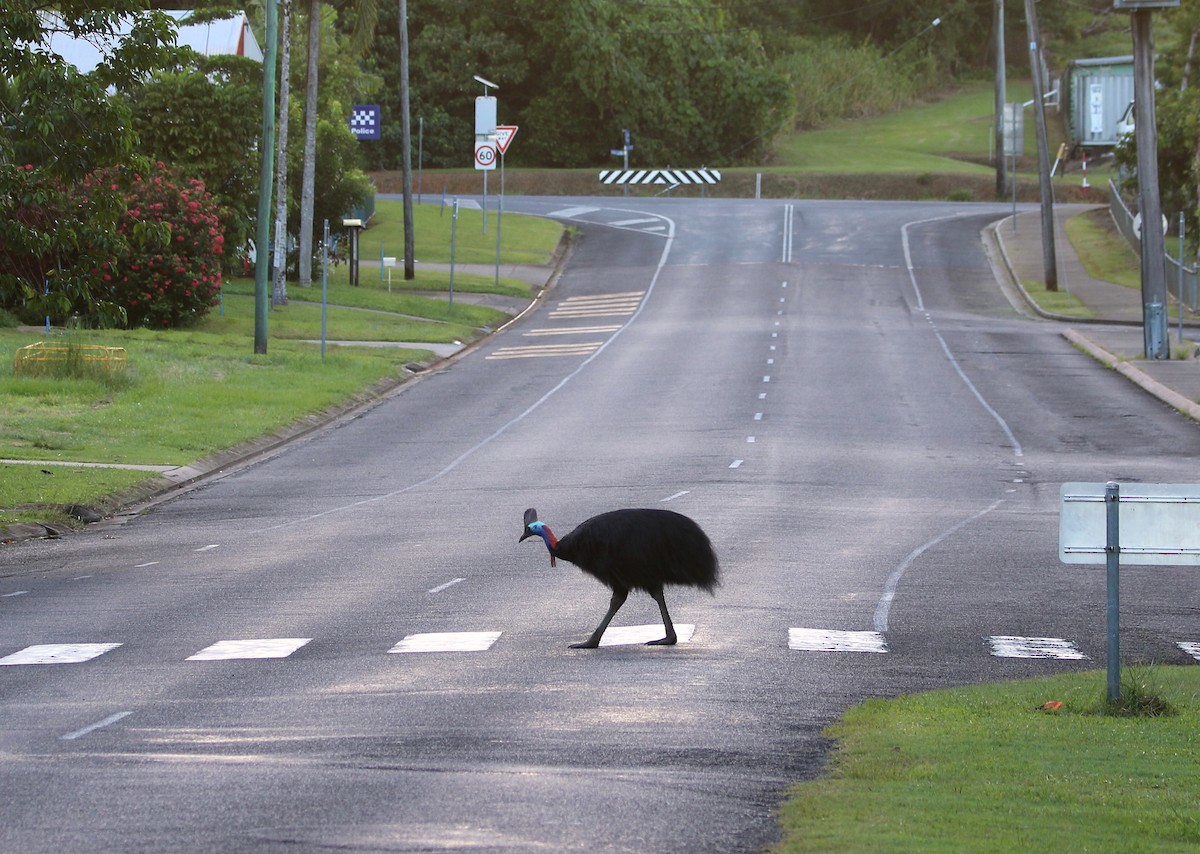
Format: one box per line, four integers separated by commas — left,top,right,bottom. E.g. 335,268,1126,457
1108,178,1199,311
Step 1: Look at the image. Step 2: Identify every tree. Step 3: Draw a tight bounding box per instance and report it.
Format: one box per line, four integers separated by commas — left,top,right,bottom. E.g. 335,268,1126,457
298,0,320,287
0,4,179,323
273,0,293,306
124,53,263,271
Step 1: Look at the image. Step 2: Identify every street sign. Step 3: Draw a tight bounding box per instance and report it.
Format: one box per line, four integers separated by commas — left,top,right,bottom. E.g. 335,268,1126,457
493,125,518,155
349,105,381,140
474,140,497,171
475,96,497,136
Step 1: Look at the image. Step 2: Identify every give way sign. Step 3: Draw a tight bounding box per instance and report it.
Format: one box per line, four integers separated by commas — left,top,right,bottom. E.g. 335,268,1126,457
494,125,518,155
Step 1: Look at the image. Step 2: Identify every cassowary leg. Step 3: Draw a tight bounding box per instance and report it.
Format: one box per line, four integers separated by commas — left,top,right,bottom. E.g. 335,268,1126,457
570,587,628,649
646,585,677,646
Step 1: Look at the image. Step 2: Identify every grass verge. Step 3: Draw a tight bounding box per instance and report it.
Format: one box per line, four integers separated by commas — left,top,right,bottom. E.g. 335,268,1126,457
0,204,563,531
774,667,1200,853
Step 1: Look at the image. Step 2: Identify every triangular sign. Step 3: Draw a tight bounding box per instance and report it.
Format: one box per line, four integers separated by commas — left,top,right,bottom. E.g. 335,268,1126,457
494,125,518,155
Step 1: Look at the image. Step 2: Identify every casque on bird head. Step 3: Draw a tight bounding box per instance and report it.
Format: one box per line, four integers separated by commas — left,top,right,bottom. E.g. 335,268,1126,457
519,507,558,566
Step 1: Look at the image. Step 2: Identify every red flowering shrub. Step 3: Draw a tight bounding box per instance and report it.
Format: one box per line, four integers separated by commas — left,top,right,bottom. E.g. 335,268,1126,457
83,163,223,328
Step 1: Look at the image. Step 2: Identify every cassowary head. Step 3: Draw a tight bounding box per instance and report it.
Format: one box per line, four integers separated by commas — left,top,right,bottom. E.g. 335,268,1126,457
519,507,558,566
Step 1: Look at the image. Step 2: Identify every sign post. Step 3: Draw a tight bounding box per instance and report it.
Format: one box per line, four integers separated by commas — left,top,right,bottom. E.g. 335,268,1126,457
492,126,517,288
1060,481,1200,702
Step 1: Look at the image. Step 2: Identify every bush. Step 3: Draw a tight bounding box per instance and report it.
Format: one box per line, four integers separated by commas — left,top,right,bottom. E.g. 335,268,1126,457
83,163,224,328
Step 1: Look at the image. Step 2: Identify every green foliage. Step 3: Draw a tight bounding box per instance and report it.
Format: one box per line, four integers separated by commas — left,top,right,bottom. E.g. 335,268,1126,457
124,54,264,263
0,4,182,324
361,0,791,169
81,164,224,328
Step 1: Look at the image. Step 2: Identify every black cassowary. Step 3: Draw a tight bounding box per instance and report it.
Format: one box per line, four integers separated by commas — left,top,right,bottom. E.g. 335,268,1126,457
519,507,720,648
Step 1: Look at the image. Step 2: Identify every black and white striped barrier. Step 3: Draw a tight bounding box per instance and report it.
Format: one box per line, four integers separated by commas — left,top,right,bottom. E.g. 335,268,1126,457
599,168,721,186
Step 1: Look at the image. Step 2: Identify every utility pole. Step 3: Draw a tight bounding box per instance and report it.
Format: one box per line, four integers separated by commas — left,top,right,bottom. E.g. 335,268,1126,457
400,0,415,280
994,0,1007,197
1129,5,1172,359
254,0,278,354
1024,0,1057,291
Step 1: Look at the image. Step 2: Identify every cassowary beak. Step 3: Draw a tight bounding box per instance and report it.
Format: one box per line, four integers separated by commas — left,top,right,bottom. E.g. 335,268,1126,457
519,528,535,543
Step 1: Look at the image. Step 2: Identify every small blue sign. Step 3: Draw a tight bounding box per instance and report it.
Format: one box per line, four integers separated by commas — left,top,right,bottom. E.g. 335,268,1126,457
349,104,381,140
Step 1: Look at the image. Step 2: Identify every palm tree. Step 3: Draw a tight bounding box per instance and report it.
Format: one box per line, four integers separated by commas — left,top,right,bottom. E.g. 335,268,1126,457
296,0,379,288
271,0,292,305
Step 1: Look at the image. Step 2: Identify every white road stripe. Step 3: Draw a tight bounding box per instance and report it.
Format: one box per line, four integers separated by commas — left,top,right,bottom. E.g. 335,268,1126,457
389,631,502,653
599,624,694,646
988,636,1088,660
187,638,312,661
427,577,466,594
61,711,132,741
2,591,29,598
789,628,888,653
547,206,600,218
1178,641,1200,661
524,325,622,337
0,643,122,665
487,343,604,360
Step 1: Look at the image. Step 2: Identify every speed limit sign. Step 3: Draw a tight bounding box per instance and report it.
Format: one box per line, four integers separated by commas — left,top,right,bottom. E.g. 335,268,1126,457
474,140,497,171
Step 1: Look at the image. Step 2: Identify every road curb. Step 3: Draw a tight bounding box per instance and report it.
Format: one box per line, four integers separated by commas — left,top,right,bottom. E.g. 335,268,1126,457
1063,328,1200,422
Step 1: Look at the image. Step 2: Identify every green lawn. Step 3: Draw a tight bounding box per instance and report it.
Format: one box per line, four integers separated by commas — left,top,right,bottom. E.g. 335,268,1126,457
0,201,563,529
775,668,1200,852
773,82,1035,175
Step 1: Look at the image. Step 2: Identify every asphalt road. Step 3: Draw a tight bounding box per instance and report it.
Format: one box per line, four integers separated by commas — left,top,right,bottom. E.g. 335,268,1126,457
3,197,1199,852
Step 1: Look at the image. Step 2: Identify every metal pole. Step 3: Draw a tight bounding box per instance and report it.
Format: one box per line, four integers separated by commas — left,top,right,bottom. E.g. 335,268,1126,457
1132,9,1169,359
994,0,1007,198
400,0,415,281
1024,0,1057,291
495,150,504,288
320,219,328,361
253,0,278,354
1105,481,1121,704
449,199,458,307
1180,213,1186,346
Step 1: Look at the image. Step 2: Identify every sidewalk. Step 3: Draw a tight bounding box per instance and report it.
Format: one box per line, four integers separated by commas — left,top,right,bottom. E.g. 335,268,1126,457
990,204,1200,422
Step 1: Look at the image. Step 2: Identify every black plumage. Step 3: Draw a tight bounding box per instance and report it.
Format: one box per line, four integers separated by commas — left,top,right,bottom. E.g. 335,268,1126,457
519,507,720,648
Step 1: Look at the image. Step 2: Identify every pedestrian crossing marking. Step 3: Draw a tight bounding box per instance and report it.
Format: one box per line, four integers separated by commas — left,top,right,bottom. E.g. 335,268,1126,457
598,624,695,646
388,631,502,653
549,292,644,320
0,643,122,665
523,325,622,337
2,632,1194,664
988,636,1088,660
186,638,312,661
486,342,604,360
788,628,888,654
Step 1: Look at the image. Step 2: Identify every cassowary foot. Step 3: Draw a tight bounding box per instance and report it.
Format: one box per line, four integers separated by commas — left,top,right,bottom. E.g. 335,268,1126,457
569,639,600,649
646,635,677,646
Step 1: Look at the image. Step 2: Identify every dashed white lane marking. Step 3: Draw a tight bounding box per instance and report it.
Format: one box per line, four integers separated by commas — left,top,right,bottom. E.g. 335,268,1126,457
186,638,312,661
135,562,159,568
195,544,220,552
487,342,604,360
61,711,132,741
427,577,466,594
729,459,744,468
662,491,690,502
789,628,888,654
0,643,122,665
1176,641,1200,661
523,325,622,337
2,591,29,598
599,624,694,646
988,636,1088,660
388,631,502,653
